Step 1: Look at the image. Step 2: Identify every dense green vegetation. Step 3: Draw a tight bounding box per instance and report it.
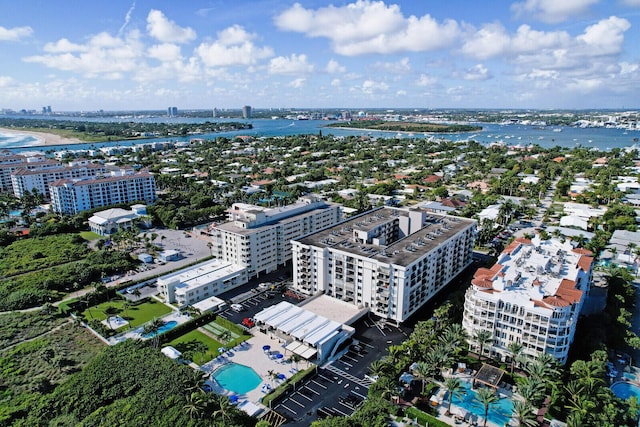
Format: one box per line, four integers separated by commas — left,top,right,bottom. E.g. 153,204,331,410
0,118,252,143
15,340,255,427
0,234,89,277
327,120,482,133
0,314,104,425
0,310,68,349
0,249,136,311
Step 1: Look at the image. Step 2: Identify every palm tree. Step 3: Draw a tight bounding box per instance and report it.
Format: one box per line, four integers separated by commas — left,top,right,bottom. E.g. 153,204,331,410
517,379,544,406
565,394,596,421
413,361,436,395
507,342,524,374
267,369,278,387
387,344,405,365
570,359,605,392
289,353,302,371
475,387,499,427
511,400,537,427
444,377,465,415
183,391,207,420
212,394,234,423
122,301,130,323
143,318,165,348
474,329,493,360
441,323,468,351
369,359,390,378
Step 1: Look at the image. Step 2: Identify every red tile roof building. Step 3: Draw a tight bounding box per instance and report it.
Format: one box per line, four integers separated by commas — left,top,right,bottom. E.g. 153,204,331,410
463,236,593,365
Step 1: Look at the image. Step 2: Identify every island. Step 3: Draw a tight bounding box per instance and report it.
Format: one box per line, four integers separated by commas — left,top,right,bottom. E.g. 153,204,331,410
326,119,482,133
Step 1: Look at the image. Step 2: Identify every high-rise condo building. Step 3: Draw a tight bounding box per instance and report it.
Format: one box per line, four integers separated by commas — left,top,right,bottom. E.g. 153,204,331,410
291,207,477,323
210,195,341,278
462,236,593,365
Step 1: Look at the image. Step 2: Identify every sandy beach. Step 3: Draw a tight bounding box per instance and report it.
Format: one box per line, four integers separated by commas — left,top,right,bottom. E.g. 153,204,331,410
0,127,86,147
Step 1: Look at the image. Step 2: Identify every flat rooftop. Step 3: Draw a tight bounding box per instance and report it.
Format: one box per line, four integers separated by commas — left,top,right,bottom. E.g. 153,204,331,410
159,259,243,286
296,207,475,266
299,294,367,326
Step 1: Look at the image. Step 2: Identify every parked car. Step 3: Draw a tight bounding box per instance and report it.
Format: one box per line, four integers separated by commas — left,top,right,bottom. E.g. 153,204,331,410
242,318,255,328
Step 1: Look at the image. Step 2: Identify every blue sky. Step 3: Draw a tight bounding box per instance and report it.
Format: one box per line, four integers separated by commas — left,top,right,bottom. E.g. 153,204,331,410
1,0,639,111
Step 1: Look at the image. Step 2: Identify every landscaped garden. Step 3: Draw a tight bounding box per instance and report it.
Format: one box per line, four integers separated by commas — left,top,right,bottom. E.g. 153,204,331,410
82,297,173,329
166,329,222,365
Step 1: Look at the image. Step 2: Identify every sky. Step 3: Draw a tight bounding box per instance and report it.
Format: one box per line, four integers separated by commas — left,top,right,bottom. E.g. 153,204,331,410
1,0,640,111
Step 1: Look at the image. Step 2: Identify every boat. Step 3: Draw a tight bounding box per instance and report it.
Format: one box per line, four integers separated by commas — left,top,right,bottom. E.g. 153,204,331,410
553,128,563,132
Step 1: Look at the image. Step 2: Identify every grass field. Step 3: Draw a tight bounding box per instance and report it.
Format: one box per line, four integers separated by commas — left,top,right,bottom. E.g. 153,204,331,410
166,329,223,365
83,298,173,328
79,231,102,241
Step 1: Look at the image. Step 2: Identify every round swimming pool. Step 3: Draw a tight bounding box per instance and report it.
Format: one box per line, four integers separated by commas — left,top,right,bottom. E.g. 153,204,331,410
611,382,640,400
212,363,262,394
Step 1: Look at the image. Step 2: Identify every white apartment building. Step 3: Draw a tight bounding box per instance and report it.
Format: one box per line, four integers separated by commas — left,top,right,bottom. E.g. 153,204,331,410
158,259,248,308
0,152,58,192
10,163,105,199
462,236,594,365
291,207,477,323
49,170,156,215
210,195,341,278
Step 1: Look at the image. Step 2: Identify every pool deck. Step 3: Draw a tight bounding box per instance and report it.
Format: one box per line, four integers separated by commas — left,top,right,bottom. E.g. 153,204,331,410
200,330,310,412
431,371,517,427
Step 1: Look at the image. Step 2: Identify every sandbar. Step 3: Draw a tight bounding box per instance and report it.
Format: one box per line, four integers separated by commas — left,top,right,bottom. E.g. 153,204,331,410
0,127,85,147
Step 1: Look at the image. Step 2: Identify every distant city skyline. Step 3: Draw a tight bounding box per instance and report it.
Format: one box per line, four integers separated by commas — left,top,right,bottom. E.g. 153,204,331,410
1,0,640,111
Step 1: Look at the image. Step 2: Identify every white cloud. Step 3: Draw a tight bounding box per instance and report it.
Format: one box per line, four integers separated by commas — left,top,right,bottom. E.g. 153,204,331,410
217,25,254,46
461,17,629,68
416,74,437,86
396,89,407,96
0,76,15,87
289,78,306,88
331,78,342,86
361,79,389,94
275,1,460,56
23,31,145,78
148,43,182,62
196,25,273,68
118,1,136,37
43,38,87,53
463,64,491,81
0,25,33,41
577,16,630,55
371,57,411,73
146,9,196,43
268,54,314,75
460,23,511,60
511,0,598,24
326,59,346,74
619,62,639,74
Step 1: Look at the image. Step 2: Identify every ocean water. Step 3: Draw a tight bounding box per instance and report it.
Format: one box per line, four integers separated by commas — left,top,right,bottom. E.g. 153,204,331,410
1,115,638,153
0,131,42,148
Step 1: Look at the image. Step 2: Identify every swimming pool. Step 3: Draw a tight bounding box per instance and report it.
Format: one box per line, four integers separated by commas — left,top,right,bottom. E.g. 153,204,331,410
611,382,640,400
142,320,178,338
212,363,262,395
446,381,514,426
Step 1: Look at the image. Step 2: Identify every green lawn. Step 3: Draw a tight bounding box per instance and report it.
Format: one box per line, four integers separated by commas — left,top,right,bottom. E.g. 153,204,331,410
79,231,102,241
166,329,223,365
83,298,173,328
